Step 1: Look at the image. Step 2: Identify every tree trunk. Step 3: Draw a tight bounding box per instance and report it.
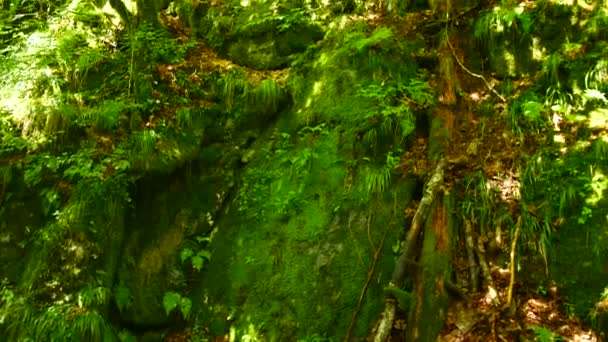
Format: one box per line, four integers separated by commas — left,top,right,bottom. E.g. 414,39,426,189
406,193,452,342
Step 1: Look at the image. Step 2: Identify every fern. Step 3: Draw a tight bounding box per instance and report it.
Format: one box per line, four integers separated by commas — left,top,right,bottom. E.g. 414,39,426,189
139,129,157,159
254,79,281,113
542,53,564,88
348,27,393,52
78,286,110,308
86,100,124,131
363,152,399,195
176,107,192,128
222,70,248,110
72,310,113,342
33,305,69,341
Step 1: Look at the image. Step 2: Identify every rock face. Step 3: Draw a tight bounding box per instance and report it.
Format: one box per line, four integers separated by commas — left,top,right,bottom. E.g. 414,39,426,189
196,0,323,70
116,160,232,330
227,24,323,70
0,175,43,284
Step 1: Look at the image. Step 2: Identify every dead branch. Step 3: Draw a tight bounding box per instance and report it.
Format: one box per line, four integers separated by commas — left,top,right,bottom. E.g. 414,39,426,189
445,32,507,103
372,159,447,342
505,217,521,309
391,158,448,287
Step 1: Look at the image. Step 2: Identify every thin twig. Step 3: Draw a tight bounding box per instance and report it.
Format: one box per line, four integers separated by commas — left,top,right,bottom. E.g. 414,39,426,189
368,204,377,252
344,234,386,342
445,31,507,103
505,217,521,308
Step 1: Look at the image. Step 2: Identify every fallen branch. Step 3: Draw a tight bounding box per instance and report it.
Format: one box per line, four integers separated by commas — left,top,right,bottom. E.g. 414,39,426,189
372,159,447,342
391,159,448,287
344,234,385,342
445,31,507,103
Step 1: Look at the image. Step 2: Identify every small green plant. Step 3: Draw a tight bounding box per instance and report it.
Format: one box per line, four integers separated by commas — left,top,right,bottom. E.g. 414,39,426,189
253,79,281,114
85,100,125,131
77,286,110,308
531,325,562,342
114,283,133,313
222,70,248,110
176,107,192,128
362,151,399,196
72,310,114,342
180,236,211,272
162,291,192,319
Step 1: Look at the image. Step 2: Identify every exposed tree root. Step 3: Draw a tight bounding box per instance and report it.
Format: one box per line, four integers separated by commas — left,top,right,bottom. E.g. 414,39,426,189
476,236,501,306
371,159,447,342
344,234,385,342
464,219,479,292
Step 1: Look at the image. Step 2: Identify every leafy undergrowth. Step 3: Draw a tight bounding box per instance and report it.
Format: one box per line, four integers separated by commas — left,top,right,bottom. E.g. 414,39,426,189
3,0,608,341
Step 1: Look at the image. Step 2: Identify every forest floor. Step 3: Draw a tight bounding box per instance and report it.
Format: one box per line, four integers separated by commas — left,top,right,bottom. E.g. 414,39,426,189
157,9,601,342
392,78,600,341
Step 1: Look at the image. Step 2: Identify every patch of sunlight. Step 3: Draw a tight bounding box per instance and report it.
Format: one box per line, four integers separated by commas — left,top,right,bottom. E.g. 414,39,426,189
317,52,330,66
564,113,587,122
492,7,505,33
25,31,54,52
230,322,262,342
554,134,566,144
305,97,312,108
312,80,324,96
589,108,608,129
502,50,516,77
587,167,607,206
574,140,592,151
531,37,545,61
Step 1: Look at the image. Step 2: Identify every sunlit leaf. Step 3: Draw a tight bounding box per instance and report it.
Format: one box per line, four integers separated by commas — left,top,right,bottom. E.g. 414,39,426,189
180,248,194,263
162,292,181,316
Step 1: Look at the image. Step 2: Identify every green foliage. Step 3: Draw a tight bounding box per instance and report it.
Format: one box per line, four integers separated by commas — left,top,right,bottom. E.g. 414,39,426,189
362,152,399,196
346,27,393,53
474,2,532,48
252,79,282,114
298,335,335,342
542,53,564,88
130,24,194,65
459,171,506,236
180,238,211,272
238,5,313,36
72,310,114,342
84,100,126,131
133,129,158,162
77,286,110,308
531,325,562,342
356,79,423,147
509,92,548,135
163,291,192,319
114,283,133,313
200,8,235,49
221,70,249,110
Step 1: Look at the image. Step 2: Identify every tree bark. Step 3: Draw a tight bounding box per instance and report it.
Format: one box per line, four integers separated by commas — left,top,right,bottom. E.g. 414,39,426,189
407,194,451,342
372,159,446,342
